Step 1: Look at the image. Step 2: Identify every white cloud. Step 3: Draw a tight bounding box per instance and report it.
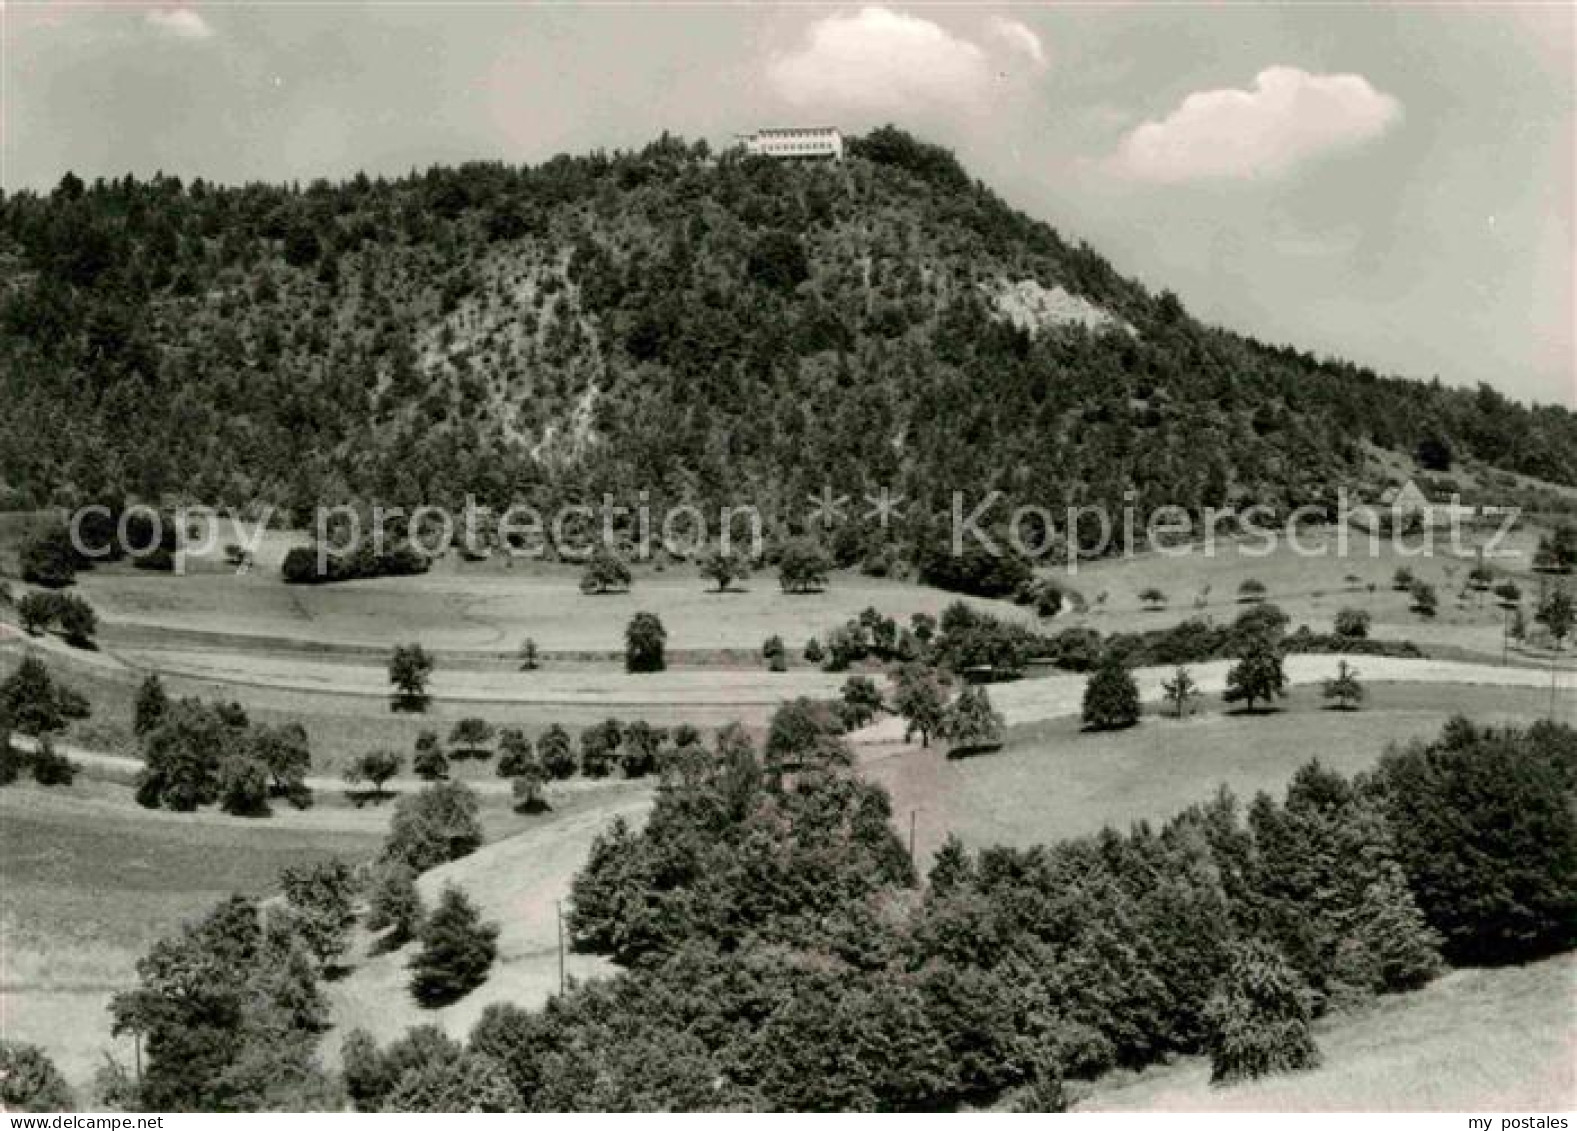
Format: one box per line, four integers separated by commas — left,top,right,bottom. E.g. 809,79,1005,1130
145,7,214,41
986,16,1046,69
768,7,994,113
1112,66,1402,183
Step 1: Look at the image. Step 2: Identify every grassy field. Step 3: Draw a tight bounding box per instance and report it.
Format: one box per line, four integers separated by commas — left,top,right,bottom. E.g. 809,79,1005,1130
65,546,1017,655
1050,522,1555,662
860,682,1561,864
1081,953,1576,1111
0,638,845,776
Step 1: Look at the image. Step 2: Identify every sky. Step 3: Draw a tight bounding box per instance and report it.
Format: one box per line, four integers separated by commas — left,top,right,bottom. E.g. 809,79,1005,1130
2,2,1572,406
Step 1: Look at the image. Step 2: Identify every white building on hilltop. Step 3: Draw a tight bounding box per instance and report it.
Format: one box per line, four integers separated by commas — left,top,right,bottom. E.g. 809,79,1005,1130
738,127,844,161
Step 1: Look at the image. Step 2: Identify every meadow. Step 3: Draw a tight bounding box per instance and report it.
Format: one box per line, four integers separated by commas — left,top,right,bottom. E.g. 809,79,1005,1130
859,681,1562,863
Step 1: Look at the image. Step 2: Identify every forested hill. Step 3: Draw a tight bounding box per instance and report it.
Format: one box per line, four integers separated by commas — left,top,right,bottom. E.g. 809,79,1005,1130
2,127,1572,549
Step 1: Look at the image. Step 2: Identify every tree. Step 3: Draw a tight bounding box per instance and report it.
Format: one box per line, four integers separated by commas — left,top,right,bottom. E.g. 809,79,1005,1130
20,529,77,589
1237,578,1267,604
0,1039,73,1111
447,718,495,759
345,748,402,800
1380,718,1577,964
1535,584,1574,649
29,737,76,786
579,547,631,595
1139,586,1167,610
778,538,831,594
279,860,358,968
0,653,71,736
495,727,536,778
1161,665,1200,719
408,884,499,1007
1223,639,1287,714
579,718,623,778
1322,660,1365,710
517,637,540,671
511,764,549,812
1392,566,1416,591
251,722,312,806
134,672,170,735
389,643,435,712
1203,940,1321,1084
384,781,483,873
413,731,449,781
619,720,663,778
762,634,787,672
538,724,577,780
54,593,97,647
136,699,239,811
803,636,825,665
700,547,749,592
1494,579,1522,607
17,591,54,635
839,675,885,730
1333,607,1371,640
624,612,666,673
1082,653,1140,731
218,754,271,816
365,864,424,947
893,664,948,748
1344,862,1443,994
942,685,1004,755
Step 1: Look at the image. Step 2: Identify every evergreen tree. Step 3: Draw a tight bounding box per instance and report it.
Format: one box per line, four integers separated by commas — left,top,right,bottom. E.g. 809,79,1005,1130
134,672,170,735
408,884,499,1007
1203,940,1321,1085
1348,863,1443,994
1082,653,1140,731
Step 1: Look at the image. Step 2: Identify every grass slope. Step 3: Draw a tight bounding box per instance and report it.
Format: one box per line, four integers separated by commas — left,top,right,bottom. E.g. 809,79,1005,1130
1081,954,1576,1112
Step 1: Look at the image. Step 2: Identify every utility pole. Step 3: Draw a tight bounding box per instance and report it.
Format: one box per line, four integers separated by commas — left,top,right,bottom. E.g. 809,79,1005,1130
556,899,565,996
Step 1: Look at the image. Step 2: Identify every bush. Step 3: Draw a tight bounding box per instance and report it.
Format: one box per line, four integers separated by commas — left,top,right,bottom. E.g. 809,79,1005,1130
408,884,499,1007
1203,940,1321,1085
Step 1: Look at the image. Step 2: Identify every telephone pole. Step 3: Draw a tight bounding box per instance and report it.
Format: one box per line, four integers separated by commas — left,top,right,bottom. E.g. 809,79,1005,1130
556,899,566,996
